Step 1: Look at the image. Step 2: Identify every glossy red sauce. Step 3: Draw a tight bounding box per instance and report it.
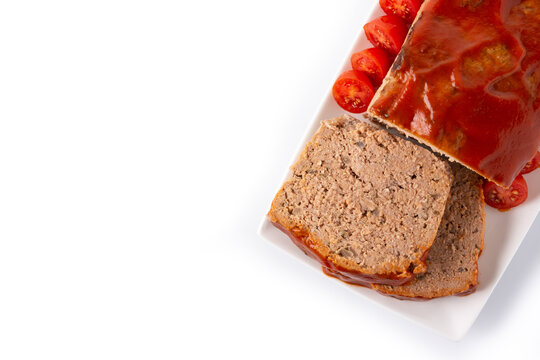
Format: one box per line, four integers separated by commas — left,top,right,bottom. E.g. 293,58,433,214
270,221,423,287
369,0,540,187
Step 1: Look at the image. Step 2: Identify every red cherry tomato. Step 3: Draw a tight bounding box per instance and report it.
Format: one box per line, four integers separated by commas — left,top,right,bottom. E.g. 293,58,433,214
520,151,540,175
332,70,375,113
364,15,409,55
351,48,393,86
380,0,422,23
483,175,528,211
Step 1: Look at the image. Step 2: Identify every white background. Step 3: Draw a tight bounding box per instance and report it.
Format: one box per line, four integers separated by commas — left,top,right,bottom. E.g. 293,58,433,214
0,0,538,359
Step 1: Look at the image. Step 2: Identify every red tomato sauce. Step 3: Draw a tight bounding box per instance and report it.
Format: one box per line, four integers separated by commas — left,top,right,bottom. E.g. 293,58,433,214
368,0,540,187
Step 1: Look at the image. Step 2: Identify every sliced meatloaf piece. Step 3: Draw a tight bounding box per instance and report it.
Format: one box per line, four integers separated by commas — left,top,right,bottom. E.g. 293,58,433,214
267,115,453,286
373,163,485,300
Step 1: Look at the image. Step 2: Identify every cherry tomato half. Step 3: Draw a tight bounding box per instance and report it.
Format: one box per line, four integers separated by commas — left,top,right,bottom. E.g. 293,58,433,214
351,48,393,86
483,175,528,211
520,151,540,175
364,15,409,56
380,0,422,24
332,70,375,113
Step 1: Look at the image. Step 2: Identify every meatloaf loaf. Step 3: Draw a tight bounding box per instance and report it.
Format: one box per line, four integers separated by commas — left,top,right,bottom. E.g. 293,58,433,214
267,115,453,286
367,0,540,187
373,163,485,300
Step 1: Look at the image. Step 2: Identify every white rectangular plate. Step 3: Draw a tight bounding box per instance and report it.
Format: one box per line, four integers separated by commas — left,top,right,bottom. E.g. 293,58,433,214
258,2,540,341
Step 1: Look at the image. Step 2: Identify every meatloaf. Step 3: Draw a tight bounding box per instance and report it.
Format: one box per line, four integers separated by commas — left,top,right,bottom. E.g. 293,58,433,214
367,0,540,188
373,163,485,300
267,115,453,286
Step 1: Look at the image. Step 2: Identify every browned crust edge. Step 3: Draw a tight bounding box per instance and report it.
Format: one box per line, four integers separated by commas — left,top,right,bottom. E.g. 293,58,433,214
269,220,419,287
374,283,479,302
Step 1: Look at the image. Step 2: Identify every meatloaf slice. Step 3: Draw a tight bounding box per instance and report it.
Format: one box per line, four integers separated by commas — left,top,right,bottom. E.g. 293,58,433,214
373,163,485,300
267,115,453,286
